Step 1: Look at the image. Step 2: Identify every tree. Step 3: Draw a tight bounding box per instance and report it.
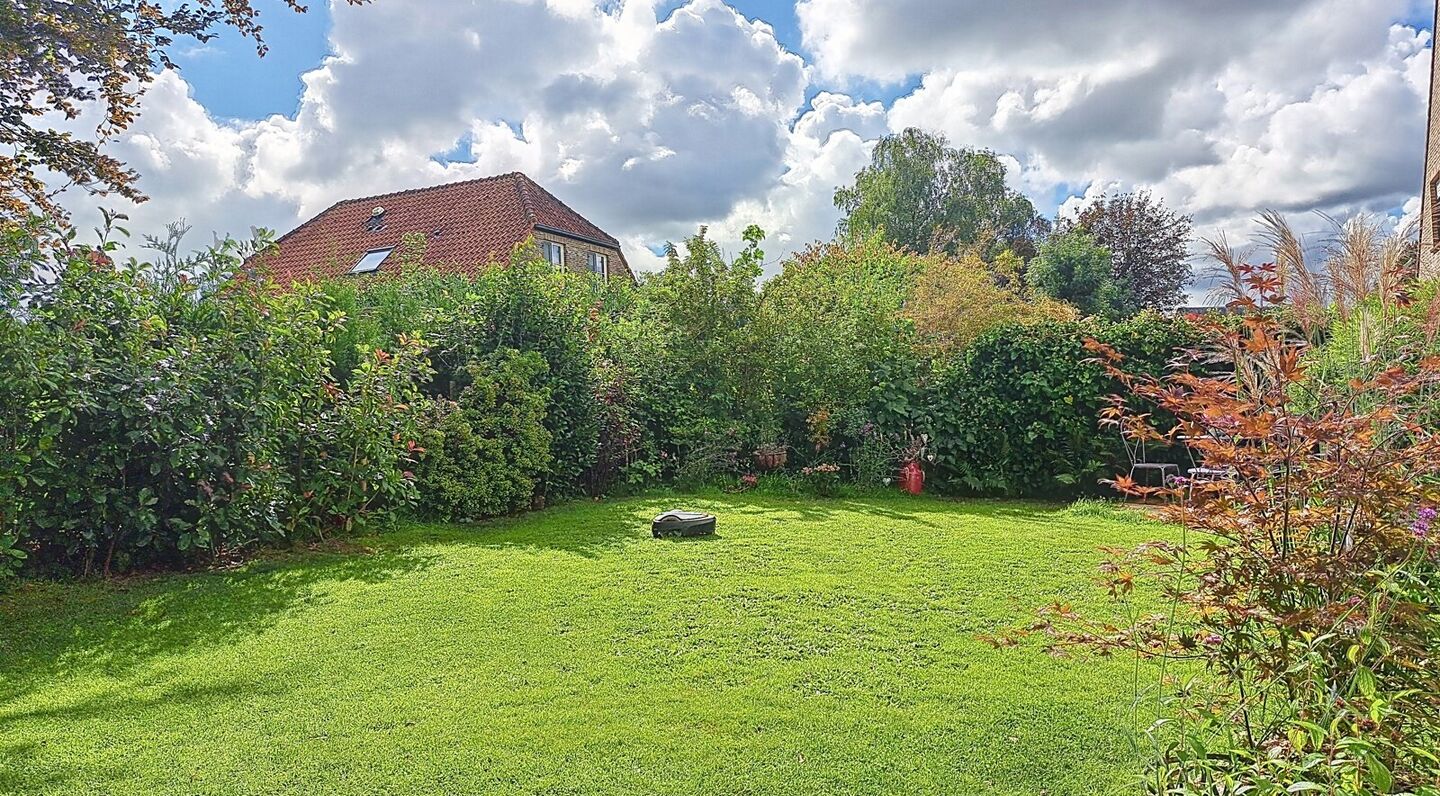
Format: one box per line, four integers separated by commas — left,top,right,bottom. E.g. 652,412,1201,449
1044,264,1440,792
834,128,1046,260
0,0,363,227
638,225,776,448
1065,191,1192,310
905,252,1076,356
759,234,921,434
1026,230,1130,318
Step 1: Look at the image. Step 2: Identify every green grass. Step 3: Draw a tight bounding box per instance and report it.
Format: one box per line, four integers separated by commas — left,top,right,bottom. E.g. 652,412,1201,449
0,494,1165,795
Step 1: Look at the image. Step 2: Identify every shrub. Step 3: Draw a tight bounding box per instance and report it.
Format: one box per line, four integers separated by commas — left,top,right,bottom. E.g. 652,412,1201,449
585,356,654,494
1027,229,1131,319
1302,284,1440,422
413,350,552,521
671,424,743,488
446,257,598,498
1040,264,1440,793
905,249,1075,355
597,226,775,479
0,225,427,576
799,463,842,496
922,313,1198,496
334,247,602,500
759,235,918,455
293,336,431,537
848,434,899,488
320,238,465,384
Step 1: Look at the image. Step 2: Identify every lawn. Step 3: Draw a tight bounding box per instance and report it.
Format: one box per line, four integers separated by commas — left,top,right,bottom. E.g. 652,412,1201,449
0,494,1165,795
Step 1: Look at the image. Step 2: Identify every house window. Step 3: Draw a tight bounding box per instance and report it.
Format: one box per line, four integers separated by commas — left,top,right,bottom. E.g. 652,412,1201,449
349,247,393,275
587,251,608,279
539,240,565,266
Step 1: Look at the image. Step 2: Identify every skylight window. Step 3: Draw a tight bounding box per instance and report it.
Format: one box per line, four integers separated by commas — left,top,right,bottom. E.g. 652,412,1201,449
350,247,394,275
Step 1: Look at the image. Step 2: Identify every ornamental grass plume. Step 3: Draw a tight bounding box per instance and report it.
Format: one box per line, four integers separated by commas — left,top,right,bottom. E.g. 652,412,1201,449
1028,259,1440,793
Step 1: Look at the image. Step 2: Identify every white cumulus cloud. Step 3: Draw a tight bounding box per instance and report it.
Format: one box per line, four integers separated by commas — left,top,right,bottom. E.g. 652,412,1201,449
53,0,1435,281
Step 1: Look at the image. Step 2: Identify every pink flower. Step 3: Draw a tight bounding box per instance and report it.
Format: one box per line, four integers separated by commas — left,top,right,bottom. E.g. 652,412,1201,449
1203,633,1223,646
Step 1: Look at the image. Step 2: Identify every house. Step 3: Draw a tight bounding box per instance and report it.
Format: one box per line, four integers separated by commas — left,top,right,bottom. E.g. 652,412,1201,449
254,172,632,284
1420,0,1440,279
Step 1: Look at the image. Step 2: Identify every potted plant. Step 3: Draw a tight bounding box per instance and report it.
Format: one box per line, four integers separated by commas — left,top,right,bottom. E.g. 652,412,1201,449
753,442,788,471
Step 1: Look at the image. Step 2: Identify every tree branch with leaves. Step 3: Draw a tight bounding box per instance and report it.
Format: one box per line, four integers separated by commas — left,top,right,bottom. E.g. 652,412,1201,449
0,0,365,228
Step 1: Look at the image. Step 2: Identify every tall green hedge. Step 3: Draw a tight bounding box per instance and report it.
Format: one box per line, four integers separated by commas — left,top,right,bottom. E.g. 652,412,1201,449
0,231,427,577
413,350,552,520
921,313,1199,496
326,253,603,500
1,222,1208,578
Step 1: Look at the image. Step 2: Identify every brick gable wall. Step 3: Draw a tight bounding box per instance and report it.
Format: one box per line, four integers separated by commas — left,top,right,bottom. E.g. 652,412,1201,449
1420,0,1440,279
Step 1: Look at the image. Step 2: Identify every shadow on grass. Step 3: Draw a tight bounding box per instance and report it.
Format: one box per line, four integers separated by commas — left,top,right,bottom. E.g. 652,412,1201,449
388,499,659,558
699,493,1065,529
0,493,1082,714
0,674,269,794
397,492,1071,557
0,545,436,711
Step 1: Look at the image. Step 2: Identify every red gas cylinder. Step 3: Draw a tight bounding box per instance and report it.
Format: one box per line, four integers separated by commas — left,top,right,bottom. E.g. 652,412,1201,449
899,460,924,495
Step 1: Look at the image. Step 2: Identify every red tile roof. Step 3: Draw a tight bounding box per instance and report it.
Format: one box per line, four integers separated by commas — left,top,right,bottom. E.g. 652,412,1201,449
252,172,627,284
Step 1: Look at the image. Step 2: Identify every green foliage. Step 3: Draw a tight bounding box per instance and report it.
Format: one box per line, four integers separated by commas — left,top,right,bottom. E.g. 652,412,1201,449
0,208,1209,580
0,223,426,577
296,338,430,538
905,248,1077,355
1058,275,1440,793
834,127,1046,260
414,350,552,521
797,462,842,496
848,430,906,488
1066,191,1193,311
758,235,920,457
922,314,1199,496
439,257,599,498
586,284,668,491
1303,283,1440,406
1027,230,1132,319
599,226,774,480
331,247,602,500
319,235,460,383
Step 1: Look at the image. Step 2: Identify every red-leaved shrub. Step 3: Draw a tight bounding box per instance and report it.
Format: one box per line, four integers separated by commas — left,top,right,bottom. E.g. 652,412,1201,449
1039,262,1440,793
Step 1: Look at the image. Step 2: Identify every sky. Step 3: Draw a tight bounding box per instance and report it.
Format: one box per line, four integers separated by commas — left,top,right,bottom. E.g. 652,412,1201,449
58,0,1438,290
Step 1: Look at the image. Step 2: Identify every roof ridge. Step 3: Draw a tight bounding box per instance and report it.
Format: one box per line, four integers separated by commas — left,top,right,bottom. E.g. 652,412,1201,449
511,172,538,225
330,171,527,209
517,176,620,246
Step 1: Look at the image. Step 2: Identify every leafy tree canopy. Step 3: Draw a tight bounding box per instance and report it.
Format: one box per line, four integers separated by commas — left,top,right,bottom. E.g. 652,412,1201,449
834,128,1047,260
1026,229,1130,319
759,234,920,416
642,225,775,439
906,251,1077,357
0,0,363,228
1064,191,1193,310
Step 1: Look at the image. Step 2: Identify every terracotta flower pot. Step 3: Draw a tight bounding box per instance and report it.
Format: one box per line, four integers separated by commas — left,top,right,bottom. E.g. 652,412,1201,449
754,449,788,471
